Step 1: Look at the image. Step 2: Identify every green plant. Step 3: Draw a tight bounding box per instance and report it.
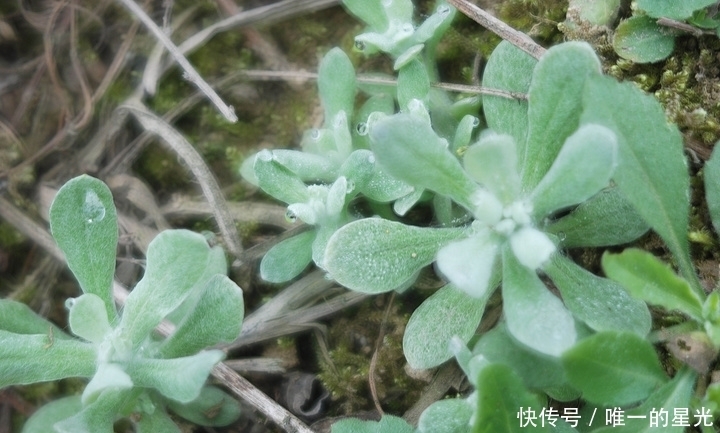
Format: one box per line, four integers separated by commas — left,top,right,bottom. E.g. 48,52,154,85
611,0,720,63
0,175,244,433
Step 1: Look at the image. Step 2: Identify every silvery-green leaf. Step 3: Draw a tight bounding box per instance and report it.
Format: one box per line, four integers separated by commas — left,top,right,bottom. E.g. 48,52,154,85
160,275,244,359
134,408,180,433
54,389,129,433
166,386,241,427
260,230,315,283
545,187,649,247
582,75,696,288
704,143,720,235
67,293,112,343
522,42,602,189
384,0,413,25
463,133,520,204
482,41,536,149
128,350,224,403
82,363,132,405
118,230,212,347
530,124,617,218
0,330,96,387
49,175,118,321
361,163,414,202
253,150,310,205
313,223,340,269
324,218,463,293
451,115,479,152
21,396,81,433
545,254,651,336
436,229,499,298
327,176,348,216
393,44,424,70
613,16,675,64
473,324,567,390
404,284,488,369
318,48,356,124
370,113,478,210
340,150,375,192
0,299,71,339
393,188,424,216
397,58,430,109
417,398,472,433
568,0,620,26
353,94,394,149
342,0,387,30
331,111,353,160
413,3,455,45
636,0,716,20
268,149,338,183
502,246,576,357
509,226,556,270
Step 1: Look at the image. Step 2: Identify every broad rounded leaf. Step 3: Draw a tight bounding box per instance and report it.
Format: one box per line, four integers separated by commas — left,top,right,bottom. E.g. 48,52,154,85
601,249,703,321
637,0,717,20
464,133,520,204
342,0,387,30
370,113,478,210
0,299,71,339
417,398,472,433
397,58,430,107
260,230,315,283
522,42,602,189
68,294,112,343
166,386,241,427
21,396,81,433
502,247,576,357
404,284,488,369
54,389,127,433
253,151,310,205
49,175,118,321
160,274,244,359
613,16,675,63
530,124,617,218
562,331,667,406
324,218,463,293
545,254,651,336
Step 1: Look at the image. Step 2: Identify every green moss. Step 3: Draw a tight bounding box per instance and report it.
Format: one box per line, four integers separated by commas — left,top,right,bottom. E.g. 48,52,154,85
498,0,568,44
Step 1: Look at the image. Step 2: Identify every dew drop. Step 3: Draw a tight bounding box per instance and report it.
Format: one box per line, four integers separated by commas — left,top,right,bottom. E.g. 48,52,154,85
346,180,356,194
356,122,368,136
310,128,321,140
367,154,375,164
64,298,76,310
472,117,480,127
354,40,366,51
401,23,414,34
558,232,567,242
437,5,451,15
83,190,106,224
285,209,298,223
257,149,273,162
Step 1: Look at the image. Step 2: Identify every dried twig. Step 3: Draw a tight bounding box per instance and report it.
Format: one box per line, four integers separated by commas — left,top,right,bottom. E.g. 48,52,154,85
656,17,714,37
446,0,546,60
115,0,238,122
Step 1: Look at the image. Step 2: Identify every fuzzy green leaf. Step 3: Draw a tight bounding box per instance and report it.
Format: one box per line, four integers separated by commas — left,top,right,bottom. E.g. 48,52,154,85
324,218,463,293
613,16,675,63
128,350,225,403
522,42,601,189
418,398,472,433
404,284,488,369
160,274,244,359
569,0,620,26
637,0,717,20
545,187,649,247
473,324,568,390
530,124,617,218
705,143,720,235
253,150,310,205
582,75,696,289
67,294,112,343
370,113,479,210
49,174,118,321
0,330,96,387
331,415,414,433
590,367,696,433
166,386,241,427
260,230,315,283
53,389,127,433
0,299,71,339
342,0,387,30
119,230,212,346
397,58,430,108
482,41,536,147
502,247,576,357
319,48,356,124
463,134,520,204
82,363,133,405
545,255,651,336
361,163,415,202
21,396,81,433
436,230,500,298
474,363,549,433
601,248,704,321
562,331,667,406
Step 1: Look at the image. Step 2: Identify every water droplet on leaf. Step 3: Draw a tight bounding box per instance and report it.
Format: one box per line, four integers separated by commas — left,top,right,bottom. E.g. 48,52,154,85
310,129,321,140
437,5,451,15
83,190,106,224
257,149,273,162
354,40,366,51
356,122,368,136
285,209,298,223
